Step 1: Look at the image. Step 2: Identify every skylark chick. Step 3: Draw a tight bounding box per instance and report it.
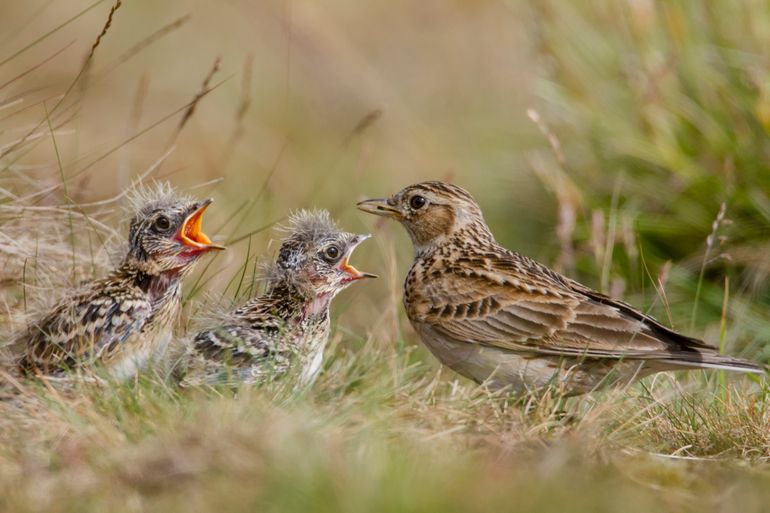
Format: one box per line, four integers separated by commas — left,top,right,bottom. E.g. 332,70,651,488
182,210,375,387
16,184,223,380
358,181,764,396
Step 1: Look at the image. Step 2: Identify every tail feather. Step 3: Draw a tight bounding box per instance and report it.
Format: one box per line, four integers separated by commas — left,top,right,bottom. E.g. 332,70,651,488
665,351,766,374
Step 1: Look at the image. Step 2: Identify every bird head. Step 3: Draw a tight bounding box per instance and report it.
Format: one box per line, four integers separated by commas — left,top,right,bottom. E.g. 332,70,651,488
125,184,224,274
357,181,492,252
270,210,376,298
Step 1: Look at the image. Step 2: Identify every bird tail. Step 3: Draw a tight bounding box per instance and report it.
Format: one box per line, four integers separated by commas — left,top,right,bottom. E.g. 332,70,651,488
664,351,766,375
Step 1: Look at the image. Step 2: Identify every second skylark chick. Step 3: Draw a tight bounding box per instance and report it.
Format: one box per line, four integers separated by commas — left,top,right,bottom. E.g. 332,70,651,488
182,210,375,387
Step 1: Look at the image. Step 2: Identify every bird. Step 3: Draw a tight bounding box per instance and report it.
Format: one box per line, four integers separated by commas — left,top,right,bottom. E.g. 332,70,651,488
357,181,765,396
15,183,224,380
181,210,376,388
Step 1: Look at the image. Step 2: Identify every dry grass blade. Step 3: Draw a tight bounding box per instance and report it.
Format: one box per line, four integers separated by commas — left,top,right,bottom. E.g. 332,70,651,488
217,54,253,172
98,14,192,78
0,41,76,92
169,57,221,145
84,0,122,64
0,0,104,68
0,0,122,159
62,77,228,184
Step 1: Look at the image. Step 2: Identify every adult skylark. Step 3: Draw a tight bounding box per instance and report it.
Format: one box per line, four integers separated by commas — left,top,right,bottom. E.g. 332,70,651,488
358,181,763,395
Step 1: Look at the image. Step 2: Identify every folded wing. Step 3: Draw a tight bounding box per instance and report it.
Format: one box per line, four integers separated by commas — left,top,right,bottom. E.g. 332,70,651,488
20,286,151,374
409,250,762,373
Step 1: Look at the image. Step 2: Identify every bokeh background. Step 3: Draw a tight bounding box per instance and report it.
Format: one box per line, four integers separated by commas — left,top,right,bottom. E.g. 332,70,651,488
4,0,770,365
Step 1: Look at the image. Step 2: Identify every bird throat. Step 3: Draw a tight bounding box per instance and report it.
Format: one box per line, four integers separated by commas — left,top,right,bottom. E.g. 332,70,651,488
134,268,183,304
304,292,332,318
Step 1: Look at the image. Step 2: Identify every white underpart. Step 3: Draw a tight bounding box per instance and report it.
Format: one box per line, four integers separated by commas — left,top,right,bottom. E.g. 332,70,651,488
108,330,171,381
109,345,152,381
300,343,326,387
151,330,173,362
414,323,644,394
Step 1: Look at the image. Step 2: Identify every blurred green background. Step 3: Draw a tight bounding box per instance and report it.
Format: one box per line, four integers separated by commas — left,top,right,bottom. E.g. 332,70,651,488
5,0,768,363
2,0,770,355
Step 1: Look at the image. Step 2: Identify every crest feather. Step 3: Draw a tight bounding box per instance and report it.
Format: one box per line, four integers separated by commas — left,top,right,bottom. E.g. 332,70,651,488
125,181,192,217
278,209,340,239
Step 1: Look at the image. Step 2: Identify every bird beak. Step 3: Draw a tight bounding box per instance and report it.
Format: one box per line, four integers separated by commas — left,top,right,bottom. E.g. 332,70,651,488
337,234,377,281
356,198,402,220
178,199,225,251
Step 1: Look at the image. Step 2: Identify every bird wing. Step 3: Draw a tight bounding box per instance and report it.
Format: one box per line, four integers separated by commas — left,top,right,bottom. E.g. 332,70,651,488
21,284,151,373
185,324,294,386
186,292,299,385
192,322,290,365
408,250,708,360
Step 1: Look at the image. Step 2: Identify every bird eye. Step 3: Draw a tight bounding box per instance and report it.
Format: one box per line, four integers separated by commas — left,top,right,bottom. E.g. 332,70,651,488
154,215,171,231
322,245,341,262
409,195,426,210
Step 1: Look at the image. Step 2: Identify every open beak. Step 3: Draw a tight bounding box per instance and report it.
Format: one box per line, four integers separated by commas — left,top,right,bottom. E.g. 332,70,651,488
178,199,225,251
337,234,378,281
356,198,402,219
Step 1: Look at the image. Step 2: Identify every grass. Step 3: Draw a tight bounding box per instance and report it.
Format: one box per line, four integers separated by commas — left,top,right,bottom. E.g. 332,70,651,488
1,0,770,511
0,353,768,512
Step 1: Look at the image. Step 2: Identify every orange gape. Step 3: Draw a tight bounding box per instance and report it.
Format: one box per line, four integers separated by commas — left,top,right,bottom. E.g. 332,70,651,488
178,201,222,249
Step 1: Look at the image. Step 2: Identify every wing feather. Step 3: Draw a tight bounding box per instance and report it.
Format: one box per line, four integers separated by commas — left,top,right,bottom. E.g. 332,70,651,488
408,249,706,361
20,285,150,373
184,296,299,385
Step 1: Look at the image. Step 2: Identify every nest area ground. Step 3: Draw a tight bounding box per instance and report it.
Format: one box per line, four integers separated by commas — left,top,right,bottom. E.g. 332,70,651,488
1,1,770,512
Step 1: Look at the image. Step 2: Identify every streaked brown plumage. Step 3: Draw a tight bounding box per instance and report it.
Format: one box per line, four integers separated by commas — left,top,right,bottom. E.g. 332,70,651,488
15,184,223,380
181,210,376,387
358,181,764,395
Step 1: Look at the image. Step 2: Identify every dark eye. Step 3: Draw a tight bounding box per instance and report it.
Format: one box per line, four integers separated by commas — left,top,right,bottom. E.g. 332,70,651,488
154,215,171,231
322,245,341,262
409,195,426,210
